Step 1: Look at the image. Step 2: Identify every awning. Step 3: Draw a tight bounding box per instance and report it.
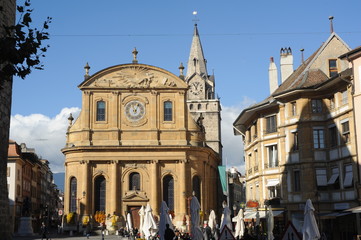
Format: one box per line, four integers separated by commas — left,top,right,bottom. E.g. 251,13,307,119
345,206,361,213
266,179,279,187
319,211,352,219
244,210,284,220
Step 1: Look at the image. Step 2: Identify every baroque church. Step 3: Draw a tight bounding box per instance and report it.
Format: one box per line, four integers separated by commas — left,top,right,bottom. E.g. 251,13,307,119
62,24,222,228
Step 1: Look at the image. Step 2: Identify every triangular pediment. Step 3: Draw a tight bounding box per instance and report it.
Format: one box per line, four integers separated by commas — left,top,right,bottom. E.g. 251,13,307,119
79,64,188,90
123,190,149,202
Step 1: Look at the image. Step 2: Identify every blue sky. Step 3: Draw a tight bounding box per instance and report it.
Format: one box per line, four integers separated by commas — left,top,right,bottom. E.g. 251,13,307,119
9,0,361,173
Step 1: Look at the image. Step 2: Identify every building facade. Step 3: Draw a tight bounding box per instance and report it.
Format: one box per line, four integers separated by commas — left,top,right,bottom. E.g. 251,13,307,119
7,141,58,234
233,32,360,238
340,46,361,201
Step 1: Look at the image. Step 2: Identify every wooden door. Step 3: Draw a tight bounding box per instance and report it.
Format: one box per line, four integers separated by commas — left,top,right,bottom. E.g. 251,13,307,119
128,206,141,230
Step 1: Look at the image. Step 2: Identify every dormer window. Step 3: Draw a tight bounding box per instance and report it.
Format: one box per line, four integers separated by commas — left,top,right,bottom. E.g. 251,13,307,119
329,59,338,77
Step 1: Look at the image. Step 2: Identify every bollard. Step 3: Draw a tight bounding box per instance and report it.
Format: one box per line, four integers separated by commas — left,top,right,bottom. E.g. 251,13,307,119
102,230,105,240
70,230,73,236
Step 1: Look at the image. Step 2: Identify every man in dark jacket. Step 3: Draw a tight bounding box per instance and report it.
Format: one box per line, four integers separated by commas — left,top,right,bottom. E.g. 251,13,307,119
164,224,175,240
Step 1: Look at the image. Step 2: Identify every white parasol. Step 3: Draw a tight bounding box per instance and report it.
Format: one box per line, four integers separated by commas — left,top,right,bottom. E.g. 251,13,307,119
190,196,203,240
302,199,320,240
159,201,174,240
267,206,274,240
142,203,158,239
208,210,217,232
126,212,133,232
138,205,145,238
232,208,245,239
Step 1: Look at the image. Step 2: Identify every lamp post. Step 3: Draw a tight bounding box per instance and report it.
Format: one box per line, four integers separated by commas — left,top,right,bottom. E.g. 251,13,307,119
71,191,86,225
315,191,321,233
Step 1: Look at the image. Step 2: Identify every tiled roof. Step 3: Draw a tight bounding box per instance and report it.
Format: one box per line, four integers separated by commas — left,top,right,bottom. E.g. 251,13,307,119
272,46,323,95
8,141,21,157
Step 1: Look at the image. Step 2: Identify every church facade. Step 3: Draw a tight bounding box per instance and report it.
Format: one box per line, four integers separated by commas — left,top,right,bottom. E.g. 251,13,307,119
62,25,222,228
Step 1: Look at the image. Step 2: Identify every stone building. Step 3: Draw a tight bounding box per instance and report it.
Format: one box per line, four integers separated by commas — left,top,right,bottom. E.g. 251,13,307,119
7,140,58,234
233,30,360,237
62,25,222,228
185,24,222,157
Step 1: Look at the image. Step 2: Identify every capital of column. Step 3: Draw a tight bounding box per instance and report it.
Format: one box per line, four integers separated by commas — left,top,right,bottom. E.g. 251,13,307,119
111,160,119,164
180,159,189,164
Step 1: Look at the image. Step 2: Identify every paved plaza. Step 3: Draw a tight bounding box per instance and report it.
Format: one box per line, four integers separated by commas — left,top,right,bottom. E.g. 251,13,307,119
13,232,130,240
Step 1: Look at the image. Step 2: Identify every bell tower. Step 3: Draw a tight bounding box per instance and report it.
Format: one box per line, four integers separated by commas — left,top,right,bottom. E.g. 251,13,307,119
185,24,222,158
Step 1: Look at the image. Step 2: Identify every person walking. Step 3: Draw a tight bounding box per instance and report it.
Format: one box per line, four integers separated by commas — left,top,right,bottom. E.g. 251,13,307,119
85,222,91,239
40,222,49,240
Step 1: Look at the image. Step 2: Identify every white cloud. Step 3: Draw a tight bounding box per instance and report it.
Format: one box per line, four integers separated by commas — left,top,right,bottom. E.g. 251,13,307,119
9,96,255,175
221,96,256,174
10,107,81,173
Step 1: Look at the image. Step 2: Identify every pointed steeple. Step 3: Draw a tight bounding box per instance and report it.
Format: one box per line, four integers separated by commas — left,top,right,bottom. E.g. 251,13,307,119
186,24,208,79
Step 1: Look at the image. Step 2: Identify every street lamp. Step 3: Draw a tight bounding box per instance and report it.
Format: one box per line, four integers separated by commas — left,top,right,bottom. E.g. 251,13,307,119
315,191,321,232
71,191,86,215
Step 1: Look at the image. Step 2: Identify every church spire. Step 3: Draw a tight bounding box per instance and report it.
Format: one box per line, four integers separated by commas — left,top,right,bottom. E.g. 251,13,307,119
185,24,208,79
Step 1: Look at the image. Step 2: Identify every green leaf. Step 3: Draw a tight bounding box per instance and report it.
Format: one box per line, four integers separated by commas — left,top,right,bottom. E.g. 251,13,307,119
17,6,24,13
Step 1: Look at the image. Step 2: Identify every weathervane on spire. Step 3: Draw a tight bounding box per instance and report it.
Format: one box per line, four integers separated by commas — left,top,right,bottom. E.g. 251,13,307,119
192,11,199,24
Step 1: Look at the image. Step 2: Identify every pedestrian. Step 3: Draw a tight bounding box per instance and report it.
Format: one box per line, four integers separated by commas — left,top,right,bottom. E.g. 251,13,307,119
203,221,212,240
41,222,48,240
85,222,91,239
164,224,175,240
173,229,182,240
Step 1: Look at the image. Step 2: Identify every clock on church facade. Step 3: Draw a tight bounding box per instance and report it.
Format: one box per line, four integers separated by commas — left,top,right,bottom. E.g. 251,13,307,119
62,63,221,229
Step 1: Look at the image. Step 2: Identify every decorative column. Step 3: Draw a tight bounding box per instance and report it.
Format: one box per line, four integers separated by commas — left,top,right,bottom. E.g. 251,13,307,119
81,160,90,215
81,91,92,145
150,160,159,214
178,160,187,217
112,160,119,214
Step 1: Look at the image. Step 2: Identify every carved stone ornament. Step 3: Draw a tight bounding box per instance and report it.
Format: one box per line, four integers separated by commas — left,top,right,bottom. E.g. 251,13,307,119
90,66,178,89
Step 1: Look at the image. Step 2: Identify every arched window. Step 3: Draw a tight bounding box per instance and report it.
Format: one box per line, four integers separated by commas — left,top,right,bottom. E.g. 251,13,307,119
129,172,140,190
198,104,202,110
193,175,201,204
163,175,174,210
190,104,193,110
96,101,106,121
70,177,77,212
164,101,173,121
95,176,106,212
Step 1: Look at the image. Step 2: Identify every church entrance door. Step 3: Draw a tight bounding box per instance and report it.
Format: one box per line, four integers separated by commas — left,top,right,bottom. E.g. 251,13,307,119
128,206,141,230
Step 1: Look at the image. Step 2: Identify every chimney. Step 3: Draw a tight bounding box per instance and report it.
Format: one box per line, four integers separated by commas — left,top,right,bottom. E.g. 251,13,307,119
280,47,293,83
268,57,278,94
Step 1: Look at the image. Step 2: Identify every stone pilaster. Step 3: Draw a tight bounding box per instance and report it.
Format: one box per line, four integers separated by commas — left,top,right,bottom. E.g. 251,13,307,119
112,160,119,214
150,160,159,214
81,160,90,215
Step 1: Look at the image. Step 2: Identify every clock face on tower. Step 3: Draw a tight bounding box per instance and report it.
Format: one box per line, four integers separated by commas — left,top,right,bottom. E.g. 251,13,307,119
190,81,203,95
125,100,145,121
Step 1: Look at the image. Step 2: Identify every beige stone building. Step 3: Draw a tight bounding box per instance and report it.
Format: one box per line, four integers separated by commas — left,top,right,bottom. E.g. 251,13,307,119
340,46,361,201
233,31,360,237
62,25,222,228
